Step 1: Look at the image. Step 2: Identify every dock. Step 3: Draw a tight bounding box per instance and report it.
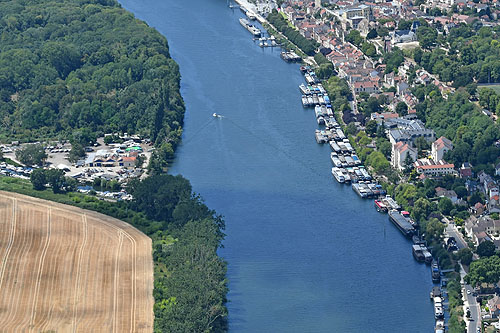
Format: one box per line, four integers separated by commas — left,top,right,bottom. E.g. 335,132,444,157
239,18,261,37
281,51,301,62
297,67,387,198
233,0,266,24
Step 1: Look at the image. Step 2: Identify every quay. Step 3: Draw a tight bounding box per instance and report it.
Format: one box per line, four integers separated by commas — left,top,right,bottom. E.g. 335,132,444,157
281,51,301,62
234,0,266,24
239,17,261,37
231,8,440,327
298,68,387,202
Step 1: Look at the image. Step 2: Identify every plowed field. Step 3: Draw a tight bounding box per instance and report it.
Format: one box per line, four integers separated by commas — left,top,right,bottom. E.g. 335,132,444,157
0,191,153,332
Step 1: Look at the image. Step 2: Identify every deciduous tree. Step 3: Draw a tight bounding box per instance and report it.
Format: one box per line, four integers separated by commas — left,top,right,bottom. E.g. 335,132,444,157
30,168,46,190
15,144,47,166
476,240,495,257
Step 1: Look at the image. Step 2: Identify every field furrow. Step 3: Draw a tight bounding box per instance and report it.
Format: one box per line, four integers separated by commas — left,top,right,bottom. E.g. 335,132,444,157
0,192,153,332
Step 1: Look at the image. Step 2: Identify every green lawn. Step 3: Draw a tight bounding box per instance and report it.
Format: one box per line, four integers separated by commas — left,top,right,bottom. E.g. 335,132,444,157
279,11,296,29
0,176,94,206
478,84,500,94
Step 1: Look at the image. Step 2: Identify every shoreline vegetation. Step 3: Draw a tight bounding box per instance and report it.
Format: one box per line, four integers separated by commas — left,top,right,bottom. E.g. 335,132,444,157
0,0,228,331
254,6,500,331
277,23,470,333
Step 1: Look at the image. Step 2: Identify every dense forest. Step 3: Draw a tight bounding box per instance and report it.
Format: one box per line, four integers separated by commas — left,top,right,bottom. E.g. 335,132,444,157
0,0,228,331
0,0,184,148
414,25,500,87
128,175,228,332
414,88,500,174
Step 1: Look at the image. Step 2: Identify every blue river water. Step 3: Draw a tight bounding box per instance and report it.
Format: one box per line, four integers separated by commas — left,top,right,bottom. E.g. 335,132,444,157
119,0,435,331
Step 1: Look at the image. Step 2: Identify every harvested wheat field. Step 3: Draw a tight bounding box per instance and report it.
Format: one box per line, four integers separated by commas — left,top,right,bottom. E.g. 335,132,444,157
0,191,153,332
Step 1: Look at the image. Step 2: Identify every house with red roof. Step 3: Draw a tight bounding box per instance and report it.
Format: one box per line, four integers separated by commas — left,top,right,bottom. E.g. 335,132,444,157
432,136,453,163
487,295,500,318
414,158,456,177
353,80,380,94
371,111,399,123
118,156,136,168
391,141,417,171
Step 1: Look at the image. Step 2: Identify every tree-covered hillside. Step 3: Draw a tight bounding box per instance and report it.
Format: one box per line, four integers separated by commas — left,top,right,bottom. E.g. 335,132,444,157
414,25,500,88
417,90,500,173
0,1,229,331
0,0,184,146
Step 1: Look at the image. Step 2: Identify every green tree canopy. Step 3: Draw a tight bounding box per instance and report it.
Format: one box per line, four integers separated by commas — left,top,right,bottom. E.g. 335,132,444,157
457,247,473,265
30,168,46,190
477,240,496,257
366,151,390,173
396,101,408,116
367,29,377,39
316,63,334,80
423,217,445,242
417,26,438,49
438,197,454,215
68,144,85,163
365,120,377,137
346,30,363,47
45,168,65,193
465,255,500,286
412,197,432,223
15,144,47,166
376,138,392,158
0,0,185,146
346,123,358,136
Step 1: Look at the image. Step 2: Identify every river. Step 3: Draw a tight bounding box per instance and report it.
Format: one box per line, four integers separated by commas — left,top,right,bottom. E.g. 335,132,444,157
119,0,435,331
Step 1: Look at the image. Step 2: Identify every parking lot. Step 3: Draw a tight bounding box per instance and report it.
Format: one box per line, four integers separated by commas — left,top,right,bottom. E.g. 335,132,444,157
1,136,153,187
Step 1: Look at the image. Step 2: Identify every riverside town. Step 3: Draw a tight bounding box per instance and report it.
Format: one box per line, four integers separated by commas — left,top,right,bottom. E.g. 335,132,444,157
234,0,499,331
1,0,500,331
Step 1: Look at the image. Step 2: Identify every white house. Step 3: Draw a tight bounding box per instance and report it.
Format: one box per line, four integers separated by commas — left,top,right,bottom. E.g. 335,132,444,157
414,158,456,177
435,187,458,204
432,136,453,163
353,80,380,94
391,141,417,171
391,30,416,44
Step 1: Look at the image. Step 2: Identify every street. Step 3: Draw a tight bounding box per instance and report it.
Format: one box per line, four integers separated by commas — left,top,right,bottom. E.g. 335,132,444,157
464,284,481,333
445,222,481,333
458,262,480,333
445,222,467,249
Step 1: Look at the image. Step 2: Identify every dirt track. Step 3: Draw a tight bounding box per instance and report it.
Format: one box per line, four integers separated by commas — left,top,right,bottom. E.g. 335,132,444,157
0,191,153,332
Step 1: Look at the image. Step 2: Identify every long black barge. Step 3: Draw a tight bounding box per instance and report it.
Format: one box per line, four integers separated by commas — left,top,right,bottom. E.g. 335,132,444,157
388,210,416,237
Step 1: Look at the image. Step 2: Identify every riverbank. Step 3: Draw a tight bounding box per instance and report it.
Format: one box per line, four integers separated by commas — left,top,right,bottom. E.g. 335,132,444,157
0,0,229,331
262,16,454,328
296,64,460,332
234,0,317,65
121,0,435,330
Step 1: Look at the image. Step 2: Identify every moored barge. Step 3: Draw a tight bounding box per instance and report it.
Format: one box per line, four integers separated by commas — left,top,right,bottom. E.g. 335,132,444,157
388,210,416,237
